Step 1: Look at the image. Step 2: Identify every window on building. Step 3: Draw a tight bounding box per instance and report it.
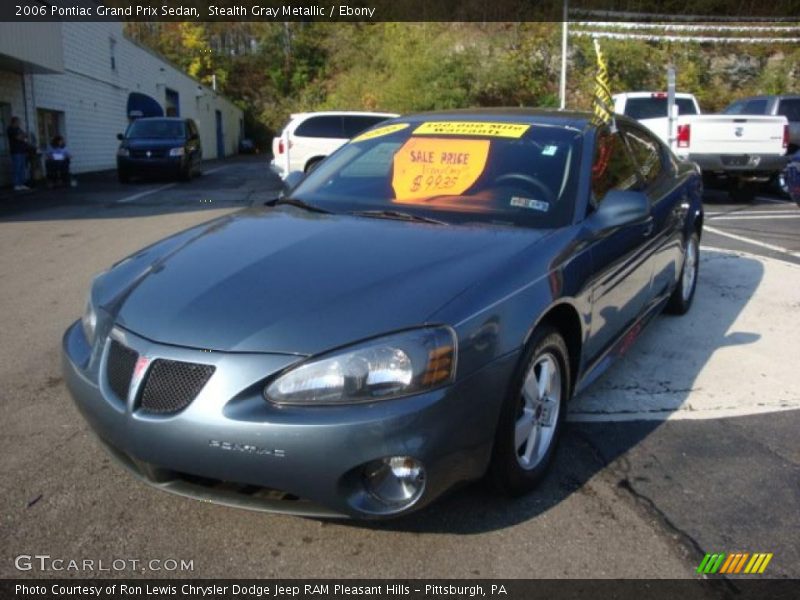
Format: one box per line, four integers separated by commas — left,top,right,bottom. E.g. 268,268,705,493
165,88,180,117
110,38,117,71
36,109,65,150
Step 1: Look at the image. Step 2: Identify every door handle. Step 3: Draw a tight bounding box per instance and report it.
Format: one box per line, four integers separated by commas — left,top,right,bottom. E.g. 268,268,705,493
643,218,654,237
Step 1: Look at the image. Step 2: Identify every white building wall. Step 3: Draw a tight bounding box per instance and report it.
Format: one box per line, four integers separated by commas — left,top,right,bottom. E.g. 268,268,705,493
27,22,242,174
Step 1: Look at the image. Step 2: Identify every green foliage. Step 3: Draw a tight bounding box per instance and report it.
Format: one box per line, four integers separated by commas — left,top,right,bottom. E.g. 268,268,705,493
125,22,800,148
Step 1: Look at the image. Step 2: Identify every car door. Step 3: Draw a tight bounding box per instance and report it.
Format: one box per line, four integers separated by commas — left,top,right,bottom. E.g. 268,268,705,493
620,123,685,305
584,128,656,362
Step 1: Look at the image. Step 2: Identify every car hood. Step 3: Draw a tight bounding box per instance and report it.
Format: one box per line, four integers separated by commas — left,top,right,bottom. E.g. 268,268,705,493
123,138,185,150
104,208,550,355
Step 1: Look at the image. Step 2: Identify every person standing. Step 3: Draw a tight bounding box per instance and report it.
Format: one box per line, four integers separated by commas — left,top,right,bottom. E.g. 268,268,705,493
6,116,30,191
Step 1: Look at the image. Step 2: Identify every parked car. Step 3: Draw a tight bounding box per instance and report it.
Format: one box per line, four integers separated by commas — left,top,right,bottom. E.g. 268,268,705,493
117,117,202,183
64,109,703,519
238,138,258,154
722,95,800,196
615,91,789,201
270,111,398,177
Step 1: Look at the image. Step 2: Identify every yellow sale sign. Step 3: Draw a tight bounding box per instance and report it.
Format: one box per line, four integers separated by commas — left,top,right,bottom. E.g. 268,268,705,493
392,137,490,203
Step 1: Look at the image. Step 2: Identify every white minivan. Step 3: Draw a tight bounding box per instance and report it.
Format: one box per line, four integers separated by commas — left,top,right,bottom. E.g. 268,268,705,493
271,111,398,178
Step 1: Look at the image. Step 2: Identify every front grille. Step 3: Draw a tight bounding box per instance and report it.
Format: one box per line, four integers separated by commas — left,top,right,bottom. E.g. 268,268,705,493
138,359,215,414
106,340,138,401
130,149,168,159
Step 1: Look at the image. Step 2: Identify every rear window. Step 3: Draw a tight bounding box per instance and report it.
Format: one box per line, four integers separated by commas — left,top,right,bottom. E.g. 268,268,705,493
623,97,699,120
778,99,800,122
342,115,392,138
126,120,186,139
723,99,769,115
290,120,582,229
294,116,344,138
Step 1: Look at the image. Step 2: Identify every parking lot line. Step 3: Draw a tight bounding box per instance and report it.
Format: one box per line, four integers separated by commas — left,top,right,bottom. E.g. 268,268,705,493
756,196,794,204
709,215,800,221
116,182,178,204
706,210,798,216
704,225,800,258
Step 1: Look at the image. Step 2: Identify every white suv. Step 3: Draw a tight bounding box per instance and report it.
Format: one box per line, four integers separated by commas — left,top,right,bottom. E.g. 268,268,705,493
271,111,398,177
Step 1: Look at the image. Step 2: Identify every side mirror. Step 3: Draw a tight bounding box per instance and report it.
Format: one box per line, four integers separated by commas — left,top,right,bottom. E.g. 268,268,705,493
116,133,124,141
282,171,305,196
589,190,650,234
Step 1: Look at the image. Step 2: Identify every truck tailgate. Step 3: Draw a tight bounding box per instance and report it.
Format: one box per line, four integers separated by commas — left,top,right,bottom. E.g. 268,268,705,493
683,115,787,155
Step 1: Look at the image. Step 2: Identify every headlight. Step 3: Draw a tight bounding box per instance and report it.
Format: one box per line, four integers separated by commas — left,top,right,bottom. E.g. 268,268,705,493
117,147,129,157
265,327,457,405
81,296,97,345
169,147,185,157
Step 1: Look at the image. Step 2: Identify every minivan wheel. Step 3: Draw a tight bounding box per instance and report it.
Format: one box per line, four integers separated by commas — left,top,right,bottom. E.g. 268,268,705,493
489,326,570,496
665,232,700,315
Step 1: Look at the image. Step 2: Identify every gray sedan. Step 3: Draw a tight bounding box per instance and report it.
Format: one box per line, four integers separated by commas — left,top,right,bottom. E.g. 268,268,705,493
63,109,703,518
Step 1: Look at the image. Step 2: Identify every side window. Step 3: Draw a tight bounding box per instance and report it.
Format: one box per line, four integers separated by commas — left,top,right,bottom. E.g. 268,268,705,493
777,99,800,123
622,127,663,188
591,130,641,205
342,116,390,138
294,116,344,138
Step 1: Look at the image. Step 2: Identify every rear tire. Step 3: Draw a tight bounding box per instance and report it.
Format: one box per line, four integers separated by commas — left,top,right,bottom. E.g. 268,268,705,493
489,326,570,496
665,232,700,315
118,170,130,184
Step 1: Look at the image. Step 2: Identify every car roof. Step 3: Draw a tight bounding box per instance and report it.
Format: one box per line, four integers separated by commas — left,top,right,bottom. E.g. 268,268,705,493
613,91,696,99
132,117,188,122
393,107,603,132
730,94,800,101
290,111,399,120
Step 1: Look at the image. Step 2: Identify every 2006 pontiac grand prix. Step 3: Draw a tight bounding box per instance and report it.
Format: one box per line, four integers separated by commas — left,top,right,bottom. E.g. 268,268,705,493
63,109,703,519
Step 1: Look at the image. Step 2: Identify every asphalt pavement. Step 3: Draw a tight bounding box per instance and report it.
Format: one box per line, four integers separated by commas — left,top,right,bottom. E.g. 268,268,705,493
0,157,797,581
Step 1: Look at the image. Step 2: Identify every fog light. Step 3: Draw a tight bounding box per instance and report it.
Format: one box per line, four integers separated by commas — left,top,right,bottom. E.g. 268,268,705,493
363,456,425,508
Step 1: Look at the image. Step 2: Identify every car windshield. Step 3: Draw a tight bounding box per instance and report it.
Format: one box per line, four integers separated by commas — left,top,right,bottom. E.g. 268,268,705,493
290,120,582,228
126,120,185,139
623,97,699,119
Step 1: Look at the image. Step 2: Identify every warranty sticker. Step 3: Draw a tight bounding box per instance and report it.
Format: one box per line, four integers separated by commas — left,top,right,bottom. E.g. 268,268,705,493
413,121,530,139
510,196,549,212
392,137,490,202
350,123,409,143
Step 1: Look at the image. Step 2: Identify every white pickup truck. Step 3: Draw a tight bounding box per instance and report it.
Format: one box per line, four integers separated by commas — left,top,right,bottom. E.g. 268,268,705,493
614,92,789,201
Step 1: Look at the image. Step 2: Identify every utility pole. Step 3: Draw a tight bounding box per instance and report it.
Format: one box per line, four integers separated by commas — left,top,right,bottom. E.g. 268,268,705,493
559,0,568,110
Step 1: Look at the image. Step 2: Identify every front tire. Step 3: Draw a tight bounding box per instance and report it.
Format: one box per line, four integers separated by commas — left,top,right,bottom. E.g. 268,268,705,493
118,169,130,184
489,326,570,496
665,232,700,315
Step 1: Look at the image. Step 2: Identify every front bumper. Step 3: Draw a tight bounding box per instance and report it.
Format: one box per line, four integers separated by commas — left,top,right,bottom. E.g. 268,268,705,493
686,152,789,178
118,156,185,175
62,321,514,518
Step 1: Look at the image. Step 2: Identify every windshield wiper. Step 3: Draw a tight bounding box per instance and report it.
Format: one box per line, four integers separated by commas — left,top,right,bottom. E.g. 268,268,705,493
266,197,332,214
350,209,448,226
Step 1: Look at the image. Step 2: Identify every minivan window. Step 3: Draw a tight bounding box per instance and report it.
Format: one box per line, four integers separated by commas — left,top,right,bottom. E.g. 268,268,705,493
295,116,344,138
126,120,186,139
778,99,800,122
342,116,391,138
623,97,698,120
